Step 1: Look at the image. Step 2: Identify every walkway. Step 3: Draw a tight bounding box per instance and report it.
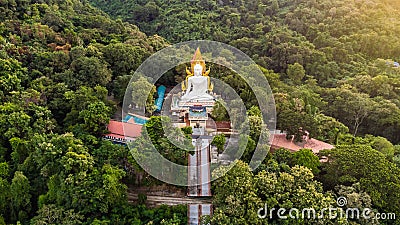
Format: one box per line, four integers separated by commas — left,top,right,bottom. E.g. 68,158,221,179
187,127,213,224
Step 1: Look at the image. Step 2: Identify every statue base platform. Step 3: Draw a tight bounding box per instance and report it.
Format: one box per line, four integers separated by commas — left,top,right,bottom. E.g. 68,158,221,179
171,94,215,112
178,100,215,107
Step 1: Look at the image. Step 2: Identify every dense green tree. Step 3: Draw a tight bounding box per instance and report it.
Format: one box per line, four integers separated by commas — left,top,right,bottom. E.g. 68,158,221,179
322,86,400,143
63,86,113,130
211,160,262,224
359,135,395,159
0,101,55,143
212,161,339,224
32,134,127,217
315,114,349,144
0,162,9,218
69,56,112,88
272,148,293,165
130,76,156,114
78,101,112,136
277,109,316,142
102,43,148,78
10,171,31,223
322,86,376,136
31,204,84,225
291,149,320,174
275,91,321,142
211,134,226,155
286,62,306,85
111,75,131,103
247,106,263,141
141,116,193,165
320,145,400,217
210,100,229,122
0,58,27,99
255,166,337,224
335,183,380,225
237,134,256,163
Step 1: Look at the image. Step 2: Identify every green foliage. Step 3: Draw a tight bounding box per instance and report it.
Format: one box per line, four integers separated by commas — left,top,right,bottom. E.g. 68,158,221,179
291,149,320,174
247,111,263,142
69,56,112,88
102,43,148,78
139,116,193,165
211,134,226,155
272,148,293,165
275,91,320,142
130,76,156,114
0,101,55,143
0,163,10,220
365,135,395,159
212,161,337,224
1,0,400,223
393,155,400,168
63,86,114,135
286,62,306,85
90,0,400,144
314,114,349,144
212,160,262,224
78,101,112,136
320,145,400,216
210,100,229,122
10,171,31,223
0,58,27,99
322,84,400,143
111,75,131,103
238,135,256,163
31,204,84,225
335,183,380,225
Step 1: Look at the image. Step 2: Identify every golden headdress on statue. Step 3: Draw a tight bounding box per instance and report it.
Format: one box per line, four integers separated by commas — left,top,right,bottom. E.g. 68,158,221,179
182,48,213,91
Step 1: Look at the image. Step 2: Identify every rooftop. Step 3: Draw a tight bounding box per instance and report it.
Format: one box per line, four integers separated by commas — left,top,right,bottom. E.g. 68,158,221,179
105,120,143,142
271,133,334,154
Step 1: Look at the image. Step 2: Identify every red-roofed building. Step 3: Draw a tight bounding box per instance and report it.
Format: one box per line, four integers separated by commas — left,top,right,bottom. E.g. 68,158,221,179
271,133,334,154
104,120,143,144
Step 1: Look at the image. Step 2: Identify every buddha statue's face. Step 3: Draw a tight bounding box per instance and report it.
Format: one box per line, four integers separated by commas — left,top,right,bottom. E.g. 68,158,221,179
194,64,203,76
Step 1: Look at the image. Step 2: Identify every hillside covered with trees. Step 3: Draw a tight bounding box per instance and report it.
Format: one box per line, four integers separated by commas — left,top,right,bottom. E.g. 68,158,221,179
90,0,400,143
0,0,188,224
1,0,400,224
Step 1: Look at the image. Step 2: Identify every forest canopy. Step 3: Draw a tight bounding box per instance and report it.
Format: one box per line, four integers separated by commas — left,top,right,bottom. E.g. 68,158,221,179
1,0,400,224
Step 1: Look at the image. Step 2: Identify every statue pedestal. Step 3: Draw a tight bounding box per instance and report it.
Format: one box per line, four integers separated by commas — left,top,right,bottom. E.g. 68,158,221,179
178,100,215,108
170,94,216,129
171,94,215,111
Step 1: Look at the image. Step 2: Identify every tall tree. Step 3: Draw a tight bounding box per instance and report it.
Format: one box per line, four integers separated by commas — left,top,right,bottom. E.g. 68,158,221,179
10,171,31,223
286,62,306,85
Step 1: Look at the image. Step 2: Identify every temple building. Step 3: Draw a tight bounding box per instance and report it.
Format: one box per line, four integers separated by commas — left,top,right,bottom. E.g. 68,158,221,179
103,114,148,144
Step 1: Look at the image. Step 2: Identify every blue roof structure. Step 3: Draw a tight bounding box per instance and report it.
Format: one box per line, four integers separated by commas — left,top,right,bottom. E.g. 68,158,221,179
155,85,166,111
123,114,148,125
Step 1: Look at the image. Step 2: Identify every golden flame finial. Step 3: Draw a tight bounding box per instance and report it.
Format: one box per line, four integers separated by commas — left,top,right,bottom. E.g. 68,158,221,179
182,47,212,91
190,47,206,74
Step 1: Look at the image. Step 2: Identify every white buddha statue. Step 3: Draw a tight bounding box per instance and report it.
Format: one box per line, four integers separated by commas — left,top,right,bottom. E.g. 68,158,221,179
181,63,214,102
